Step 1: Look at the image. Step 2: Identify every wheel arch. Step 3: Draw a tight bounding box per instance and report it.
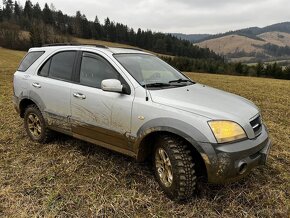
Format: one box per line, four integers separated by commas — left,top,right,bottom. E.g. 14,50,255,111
18,91,46,118
19,98,39,118
134,118,212,179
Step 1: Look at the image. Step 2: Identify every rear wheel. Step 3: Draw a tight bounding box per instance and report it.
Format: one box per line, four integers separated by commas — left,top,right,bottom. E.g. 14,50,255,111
24,105,50,143
153,135,197,201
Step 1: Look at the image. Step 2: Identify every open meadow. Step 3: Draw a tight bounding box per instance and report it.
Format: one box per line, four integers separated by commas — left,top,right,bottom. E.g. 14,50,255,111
0,47,289,217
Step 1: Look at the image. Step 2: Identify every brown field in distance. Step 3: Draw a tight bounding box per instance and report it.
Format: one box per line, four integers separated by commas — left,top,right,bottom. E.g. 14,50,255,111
196,31,290,63
0,47,289,217
196,34,265,55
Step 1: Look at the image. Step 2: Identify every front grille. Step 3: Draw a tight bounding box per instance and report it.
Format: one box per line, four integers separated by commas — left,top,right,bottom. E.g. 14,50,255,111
250,115,262,136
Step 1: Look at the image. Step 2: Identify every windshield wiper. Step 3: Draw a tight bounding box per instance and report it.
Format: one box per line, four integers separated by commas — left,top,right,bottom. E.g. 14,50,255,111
142,82,171,87
169,79,194,84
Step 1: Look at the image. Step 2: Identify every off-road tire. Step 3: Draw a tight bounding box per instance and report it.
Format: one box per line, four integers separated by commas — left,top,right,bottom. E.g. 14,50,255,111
153,135,197,201
24,105,51,143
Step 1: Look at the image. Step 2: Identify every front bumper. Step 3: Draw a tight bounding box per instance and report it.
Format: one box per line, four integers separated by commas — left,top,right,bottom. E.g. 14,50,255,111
201,124,271,183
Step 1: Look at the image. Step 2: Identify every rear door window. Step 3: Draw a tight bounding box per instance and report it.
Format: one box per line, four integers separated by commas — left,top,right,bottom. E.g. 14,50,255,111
38,51,76,81
49,51,76,81
18,51,44,72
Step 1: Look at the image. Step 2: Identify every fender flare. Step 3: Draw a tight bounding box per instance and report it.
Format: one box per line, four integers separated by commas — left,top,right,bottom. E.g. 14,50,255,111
134,118,215,162
17,90,46,117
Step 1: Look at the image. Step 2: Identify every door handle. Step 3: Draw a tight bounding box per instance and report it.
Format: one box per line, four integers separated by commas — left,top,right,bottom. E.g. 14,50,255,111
32,82,41,88
73,93,86,99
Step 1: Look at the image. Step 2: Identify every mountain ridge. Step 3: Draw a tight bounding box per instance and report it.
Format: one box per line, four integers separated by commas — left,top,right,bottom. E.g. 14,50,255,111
172,22,290,62
172,22,290,43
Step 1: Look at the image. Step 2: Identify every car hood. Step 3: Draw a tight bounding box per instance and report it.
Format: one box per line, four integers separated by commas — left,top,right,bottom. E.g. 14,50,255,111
149,83,259,121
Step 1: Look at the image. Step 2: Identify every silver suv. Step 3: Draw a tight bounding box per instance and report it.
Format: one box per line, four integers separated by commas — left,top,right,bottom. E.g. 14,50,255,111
13,44,271,200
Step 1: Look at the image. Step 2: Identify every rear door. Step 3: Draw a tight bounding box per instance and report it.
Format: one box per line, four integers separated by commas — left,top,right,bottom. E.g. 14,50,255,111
30,50,78,133
70,51,134,151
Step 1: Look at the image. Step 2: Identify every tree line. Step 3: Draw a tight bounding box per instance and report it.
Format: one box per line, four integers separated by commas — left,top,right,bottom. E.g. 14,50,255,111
161,56,290,80
0,0,289,80
0,0,220,60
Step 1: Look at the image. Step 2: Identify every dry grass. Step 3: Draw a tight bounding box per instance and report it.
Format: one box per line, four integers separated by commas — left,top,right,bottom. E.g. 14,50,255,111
0,48,289,217
258,32,290,47
196,34,265,55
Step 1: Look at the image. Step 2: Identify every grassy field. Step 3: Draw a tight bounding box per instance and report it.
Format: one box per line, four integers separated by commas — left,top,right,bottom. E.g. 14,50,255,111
0,47,289,217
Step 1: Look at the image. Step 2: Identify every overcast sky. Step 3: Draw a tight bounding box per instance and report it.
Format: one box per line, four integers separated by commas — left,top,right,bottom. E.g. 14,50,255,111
14,0,290,34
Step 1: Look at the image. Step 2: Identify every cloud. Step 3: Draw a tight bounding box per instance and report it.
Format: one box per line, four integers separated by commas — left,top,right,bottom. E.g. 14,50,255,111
19,0,290,34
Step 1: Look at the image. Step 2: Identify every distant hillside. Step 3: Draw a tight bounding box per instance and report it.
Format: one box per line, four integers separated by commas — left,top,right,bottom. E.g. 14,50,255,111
258,32,290,47
177,22,290,43
197,34,265,55
192,22,290,63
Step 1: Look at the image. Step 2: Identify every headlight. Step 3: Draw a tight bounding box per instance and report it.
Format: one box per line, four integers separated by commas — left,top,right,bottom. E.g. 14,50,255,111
208,120,247,143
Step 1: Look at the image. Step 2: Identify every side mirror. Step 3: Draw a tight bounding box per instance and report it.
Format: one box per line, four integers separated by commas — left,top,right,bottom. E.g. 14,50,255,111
101,79,123,93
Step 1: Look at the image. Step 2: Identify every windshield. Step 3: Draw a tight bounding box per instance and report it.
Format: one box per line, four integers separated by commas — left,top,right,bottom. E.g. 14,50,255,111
114,54,194,88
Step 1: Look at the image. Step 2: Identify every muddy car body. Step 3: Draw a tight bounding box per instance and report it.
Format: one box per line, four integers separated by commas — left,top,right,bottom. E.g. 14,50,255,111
13,44,271,200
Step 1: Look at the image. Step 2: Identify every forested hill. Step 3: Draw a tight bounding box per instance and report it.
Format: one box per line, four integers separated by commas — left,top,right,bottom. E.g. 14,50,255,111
0,0,221,60
1,1,290,80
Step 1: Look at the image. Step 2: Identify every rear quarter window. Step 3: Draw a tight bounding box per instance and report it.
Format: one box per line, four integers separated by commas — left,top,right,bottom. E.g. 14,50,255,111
18,51,45,72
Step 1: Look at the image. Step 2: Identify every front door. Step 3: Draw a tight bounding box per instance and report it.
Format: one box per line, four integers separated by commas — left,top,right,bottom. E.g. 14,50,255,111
70,51,134,151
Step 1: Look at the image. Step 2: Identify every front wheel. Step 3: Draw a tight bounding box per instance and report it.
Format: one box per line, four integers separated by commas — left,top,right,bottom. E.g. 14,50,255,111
153,135,197,201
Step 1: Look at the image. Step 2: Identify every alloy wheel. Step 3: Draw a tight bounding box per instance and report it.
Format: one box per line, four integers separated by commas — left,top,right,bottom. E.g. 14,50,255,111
27,113,42,137
155,147,173,187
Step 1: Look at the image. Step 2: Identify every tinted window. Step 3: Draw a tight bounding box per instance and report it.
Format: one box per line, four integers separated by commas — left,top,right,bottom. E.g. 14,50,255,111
80,53,119,88
49,51,76,81
38,59,51,77
18,51,44,72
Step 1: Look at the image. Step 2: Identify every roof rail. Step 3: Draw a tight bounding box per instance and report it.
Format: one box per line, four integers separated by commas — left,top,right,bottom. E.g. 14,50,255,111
42,43,75,47
80,43,108,49
113,46,144,51
42,43,108,49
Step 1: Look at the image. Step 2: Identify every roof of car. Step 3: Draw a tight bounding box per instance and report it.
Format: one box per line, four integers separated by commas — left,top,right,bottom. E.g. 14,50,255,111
29,44,149,55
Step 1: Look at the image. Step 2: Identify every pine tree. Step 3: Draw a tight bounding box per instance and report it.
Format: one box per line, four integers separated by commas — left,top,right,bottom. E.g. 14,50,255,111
74,11,82,37
14,1,21,20
256,62,264,77
3,0,13,20
55,10,65,32
23,0,32,19
91,15,101,39
32,3,42,19
136,28,142,46
80,14,91,38
104,17,111,40
94,15,102,39
42,3,53,24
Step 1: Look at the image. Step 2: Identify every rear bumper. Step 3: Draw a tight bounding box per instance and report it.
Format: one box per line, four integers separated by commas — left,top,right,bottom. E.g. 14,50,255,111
201,124,271,183
13,95,20,114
